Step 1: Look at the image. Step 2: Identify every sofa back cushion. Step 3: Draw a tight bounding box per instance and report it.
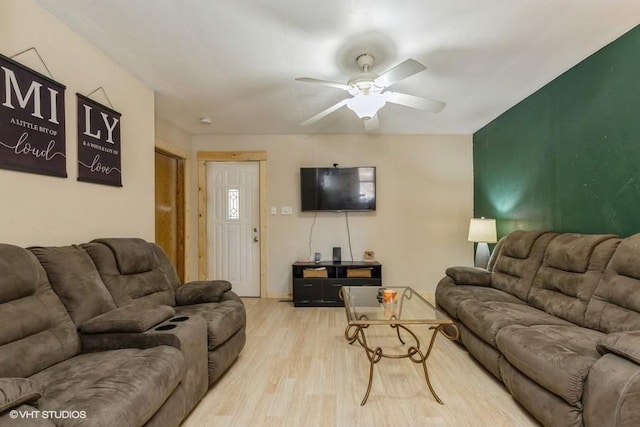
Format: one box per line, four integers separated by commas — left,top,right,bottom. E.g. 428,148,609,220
99,238,156,275
585,233,640,333
0,244,79,378
528,234,619,326
151,243,181,290
30,245,116,326
82,238,176,307
486,236,504,272
490,231,557,301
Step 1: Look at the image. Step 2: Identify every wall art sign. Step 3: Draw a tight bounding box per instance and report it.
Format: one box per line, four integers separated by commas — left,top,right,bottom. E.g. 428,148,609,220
77,94,122,186
0,53,66,177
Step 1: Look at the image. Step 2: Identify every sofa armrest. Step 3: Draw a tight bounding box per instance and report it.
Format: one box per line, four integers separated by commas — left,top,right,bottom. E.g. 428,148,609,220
0,378,41,413
80,304,175,334
584,352,640,427
596,330,640,364
445,266,492,286
584,331,640,426
219,290,243,305
175,280,232,305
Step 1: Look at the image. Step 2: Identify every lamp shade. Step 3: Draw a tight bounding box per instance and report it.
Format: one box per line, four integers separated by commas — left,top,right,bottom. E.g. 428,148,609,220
346,93,386,119
468,218,497,243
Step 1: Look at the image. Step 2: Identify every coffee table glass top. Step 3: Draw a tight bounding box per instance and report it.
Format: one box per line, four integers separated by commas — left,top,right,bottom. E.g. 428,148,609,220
341,286,453,325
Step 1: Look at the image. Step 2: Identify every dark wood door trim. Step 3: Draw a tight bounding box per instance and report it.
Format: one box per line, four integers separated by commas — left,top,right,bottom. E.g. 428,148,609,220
155,148,186,282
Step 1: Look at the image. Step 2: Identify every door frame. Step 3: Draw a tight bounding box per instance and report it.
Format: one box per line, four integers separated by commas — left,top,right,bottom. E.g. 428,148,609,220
197,151,268,298
154,146,186,282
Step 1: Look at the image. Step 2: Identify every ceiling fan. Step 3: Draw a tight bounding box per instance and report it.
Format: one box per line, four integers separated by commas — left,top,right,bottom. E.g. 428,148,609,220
296,53,445,130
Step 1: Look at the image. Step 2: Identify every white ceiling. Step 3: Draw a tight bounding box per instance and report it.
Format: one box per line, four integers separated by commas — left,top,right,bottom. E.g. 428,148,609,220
34,0,640,135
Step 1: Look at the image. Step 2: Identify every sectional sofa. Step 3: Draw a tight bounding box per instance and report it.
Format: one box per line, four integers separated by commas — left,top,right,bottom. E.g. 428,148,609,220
436,230,640,427
0,238,245,426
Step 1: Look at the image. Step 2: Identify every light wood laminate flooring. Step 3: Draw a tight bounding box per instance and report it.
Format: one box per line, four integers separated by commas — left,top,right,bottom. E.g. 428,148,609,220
182,298,540,427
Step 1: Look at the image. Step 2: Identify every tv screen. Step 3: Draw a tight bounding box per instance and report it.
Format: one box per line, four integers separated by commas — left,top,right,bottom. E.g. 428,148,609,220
300,167,376,212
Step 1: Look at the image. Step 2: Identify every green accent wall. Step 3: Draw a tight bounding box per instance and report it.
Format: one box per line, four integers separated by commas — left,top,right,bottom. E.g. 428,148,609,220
474,25,640,238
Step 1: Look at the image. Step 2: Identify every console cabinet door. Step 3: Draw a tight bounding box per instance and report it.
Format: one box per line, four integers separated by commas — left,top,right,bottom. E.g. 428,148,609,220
323,280,345,303
293,279,322,303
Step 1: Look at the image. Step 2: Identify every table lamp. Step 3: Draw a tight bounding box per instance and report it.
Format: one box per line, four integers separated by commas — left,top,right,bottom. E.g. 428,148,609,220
468,218,497,269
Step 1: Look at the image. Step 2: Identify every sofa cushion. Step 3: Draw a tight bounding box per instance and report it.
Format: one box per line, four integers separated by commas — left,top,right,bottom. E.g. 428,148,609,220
0,290,81,379
30,245,117,326
0,245,38,304
0,378,42,412
543,233,617,273
596,331,640,364
500,358,584,427
585,233,640,333
496,324,603,406
457,300,573,348
175,300,245,349
490,231,557,301
457,322,504,379
151,243,181,290
82,241,175,307
92,238,155,274
80,304,175,334
527,235,619,326
501,230,548,259
435,277,524,320
206,327,247,385
0,244,80,379
606,232,640,280
30,346,184,427
174,281,232,305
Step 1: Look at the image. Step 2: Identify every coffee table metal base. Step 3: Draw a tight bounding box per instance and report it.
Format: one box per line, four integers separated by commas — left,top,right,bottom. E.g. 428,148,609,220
344,321,460,406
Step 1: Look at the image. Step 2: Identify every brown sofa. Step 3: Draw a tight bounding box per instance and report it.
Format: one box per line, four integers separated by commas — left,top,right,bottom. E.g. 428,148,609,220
0,238,245,426
81,238,247,386
436,230,640,427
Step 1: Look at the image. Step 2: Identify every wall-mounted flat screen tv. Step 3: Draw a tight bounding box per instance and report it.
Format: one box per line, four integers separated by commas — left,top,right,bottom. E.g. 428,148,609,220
300,167,376,212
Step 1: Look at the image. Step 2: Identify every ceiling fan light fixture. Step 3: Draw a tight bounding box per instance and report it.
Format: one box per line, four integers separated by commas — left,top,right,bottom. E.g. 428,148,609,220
296,56,443,127
346,93,386,119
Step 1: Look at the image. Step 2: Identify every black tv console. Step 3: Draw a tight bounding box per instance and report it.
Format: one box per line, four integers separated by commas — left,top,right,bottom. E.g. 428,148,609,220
292,261,382,307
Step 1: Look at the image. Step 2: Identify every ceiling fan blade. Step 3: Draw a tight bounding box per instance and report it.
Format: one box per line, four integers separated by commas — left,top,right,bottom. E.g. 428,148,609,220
364,114,379,131
385,91,446,113
373,59,426,88
300,99,348,126
295,77,352,91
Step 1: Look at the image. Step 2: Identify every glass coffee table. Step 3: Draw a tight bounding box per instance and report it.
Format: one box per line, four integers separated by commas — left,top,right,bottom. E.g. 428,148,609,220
340,286,459,406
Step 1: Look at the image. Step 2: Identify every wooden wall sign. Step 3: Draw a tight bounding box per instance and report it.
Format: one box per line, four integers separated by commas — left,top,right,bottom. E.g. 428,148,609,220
0,53,66,177
77,94,122,186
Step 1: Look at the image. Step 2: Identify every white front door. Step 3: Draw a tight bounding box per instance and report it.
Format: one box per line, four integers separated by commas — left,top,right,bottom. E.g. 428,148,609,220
206,161,260,297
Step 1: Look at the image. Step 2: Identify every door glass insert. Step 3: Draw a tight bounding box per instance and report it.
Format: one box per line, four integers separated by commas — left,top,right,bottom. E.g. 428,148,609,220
227,188,239,220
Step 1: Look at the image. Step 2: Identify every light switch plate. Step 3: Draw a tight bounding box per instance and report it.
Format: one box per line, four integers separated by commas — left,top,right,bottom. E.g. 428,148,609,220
281,206,293,215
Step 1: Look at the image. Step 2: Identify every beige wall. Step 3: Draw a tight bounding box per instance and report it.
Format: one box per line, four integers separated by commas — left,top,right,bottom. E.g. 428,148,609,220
155,117,192,155
0,0,155,246
191,134,473,296
3,2,473,295
3,1,473,294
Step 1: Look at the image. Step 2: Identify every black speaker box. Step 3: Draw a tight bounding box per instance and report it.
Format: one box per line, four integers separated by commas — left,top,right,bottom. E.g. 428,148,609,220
332,247,341,263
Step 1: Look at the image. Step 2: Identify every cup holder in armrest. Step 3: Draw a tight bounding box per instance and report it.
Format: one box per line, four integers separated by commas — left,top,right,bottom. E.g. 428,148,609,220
155,324,177,331
170,316,189,323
